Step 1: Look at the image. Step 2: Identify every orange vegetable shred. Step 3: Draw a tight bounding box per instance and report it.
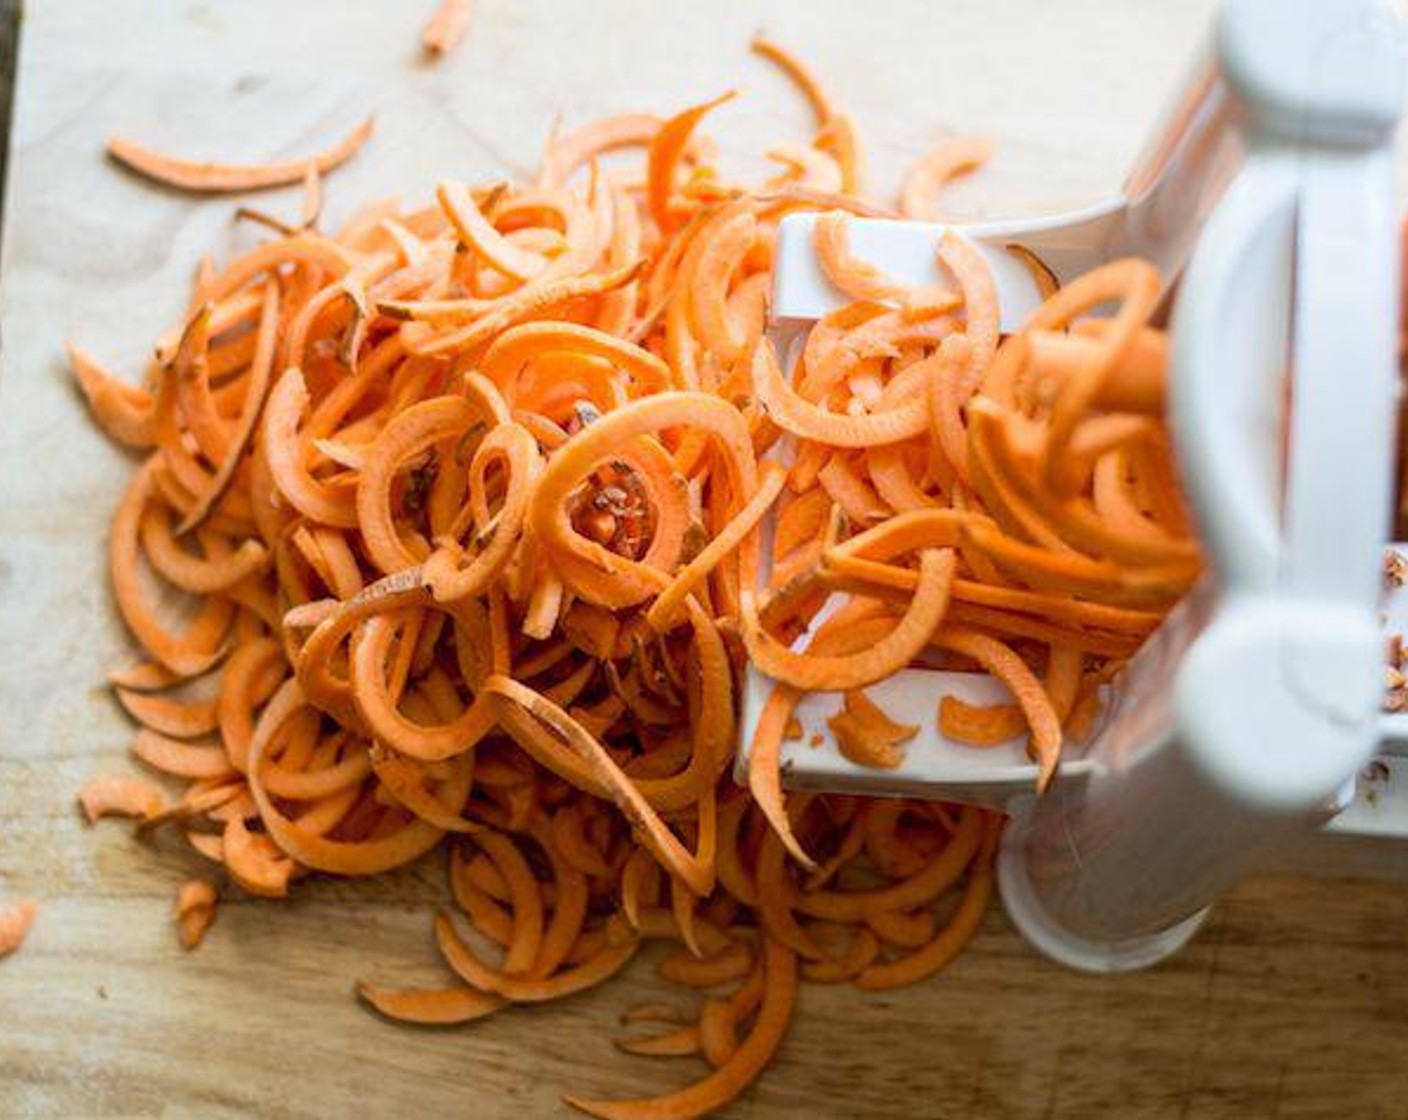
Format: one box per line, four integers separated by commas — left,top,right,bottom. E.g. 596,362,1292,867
0,901,37,959
107,116,375,194
175,879,220,949
76,34,1199,1117
423,0,473,55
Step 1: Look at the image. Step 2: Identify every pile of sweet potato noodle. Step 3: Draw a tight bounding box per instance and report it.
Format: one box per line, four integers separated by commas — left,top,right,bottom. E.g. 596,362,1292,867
72,39,1200,1118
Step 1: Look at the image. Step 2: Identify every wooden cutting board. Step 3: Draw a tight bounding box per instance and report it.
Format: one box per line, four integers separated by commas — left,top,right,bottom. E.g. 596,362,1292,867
4,2,1408,1116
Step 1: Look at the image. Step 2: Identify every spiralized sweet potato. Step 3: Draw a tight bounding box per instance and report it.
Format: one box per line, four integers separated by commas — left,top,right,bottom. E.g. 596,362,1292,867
74,34,1200,1118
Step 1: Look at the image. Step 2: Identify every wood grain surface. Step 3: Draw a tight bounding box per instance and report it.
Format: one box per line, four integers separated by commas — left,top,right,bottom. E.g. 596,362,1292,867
4,1,1408,1117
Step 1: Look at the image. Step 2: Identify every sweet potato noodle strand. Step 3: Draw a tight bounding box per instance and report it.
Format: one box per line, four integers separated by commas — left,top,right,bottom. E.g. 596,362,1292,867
75,36,1199,1117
